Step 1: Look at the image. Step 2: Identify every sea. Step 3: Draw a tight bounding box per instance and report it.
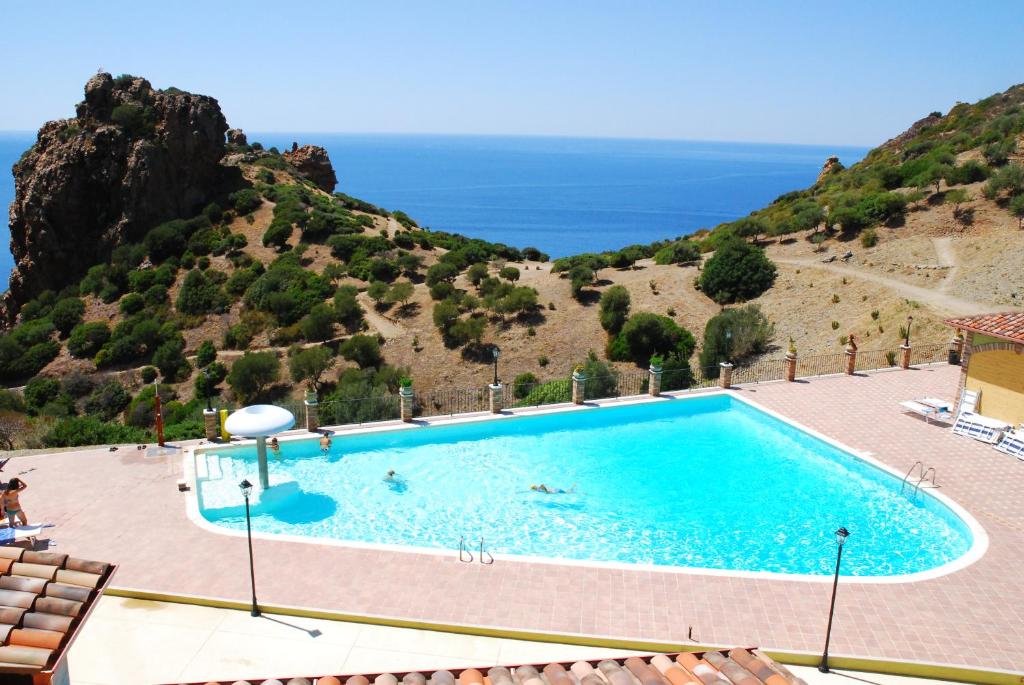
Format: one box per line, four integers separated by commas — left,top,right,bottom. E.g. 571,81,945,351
0,131,867,291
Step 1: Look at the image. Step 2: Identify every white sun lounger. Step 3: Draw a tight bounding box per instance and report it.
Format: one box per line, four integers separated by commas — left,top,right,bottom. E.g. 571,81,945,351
952,411,1010,444
900,400,953,424
958,389,980,414
994,430,1024,459
0,524,52,547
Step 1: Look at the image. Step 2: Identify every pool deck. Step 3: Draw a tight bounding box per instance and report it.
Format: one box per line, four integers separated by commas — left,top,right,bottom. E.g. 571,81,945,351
12,364,1024,672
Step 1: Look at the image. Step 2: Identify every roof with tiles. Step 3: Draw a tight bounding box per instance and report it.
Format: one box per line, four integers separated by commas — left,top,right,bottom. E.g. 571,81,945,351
946,311,1024,344
0,545,114,680
168,648,807,685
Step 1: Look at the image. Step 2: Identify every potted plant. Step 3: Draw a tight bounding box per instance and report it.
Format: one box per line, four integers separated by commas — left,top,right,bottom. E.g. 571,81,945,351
571,364,586,381
786,337,797,359
399,376,413,396
649,354,664,372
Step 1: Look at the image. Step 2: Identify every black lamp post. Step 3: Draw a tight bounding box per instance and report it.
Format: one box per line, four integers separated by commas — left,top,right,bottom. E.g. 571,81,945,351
492,346,500,386
204,368,214,412
904,315,913,347
238,479,260,617
818,526,850,673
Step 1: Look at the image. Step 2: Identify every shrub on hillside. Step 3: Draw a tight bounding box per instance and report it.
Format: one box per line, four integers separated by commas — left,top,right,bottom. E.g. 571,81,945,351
598,285,631,335
300,304,337,342
698,236,777,303
176,269,226,315
229,188,262,215
288,345,336,392
697,305,774,375
83,381,131,421
653,240,701,265
607,313,696,367
67,322,111,359
195,340,217,368
340,334,383,369
50,298,84,337
228,352,281,402
42,416,148,448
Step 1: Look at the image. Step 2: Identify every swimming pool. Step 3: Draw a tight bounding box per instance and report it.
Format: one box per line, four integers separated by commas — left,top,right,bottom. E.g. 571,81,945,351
192,393,978,577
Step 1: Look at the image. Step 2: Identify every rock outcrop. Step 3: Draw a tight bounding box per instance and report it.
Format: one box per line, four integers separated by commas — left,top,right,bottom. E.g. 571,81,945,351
815,156,844,184
881,112,943,152
4,73,228,323
226,128,248,146
283,143,337,192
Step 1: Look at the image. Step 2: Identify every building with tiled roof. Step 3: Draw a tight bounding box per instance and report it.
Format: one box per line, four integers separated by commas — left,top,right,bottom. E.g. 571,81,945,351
168,648,808,685
0,546,114,684
946,312,1024,425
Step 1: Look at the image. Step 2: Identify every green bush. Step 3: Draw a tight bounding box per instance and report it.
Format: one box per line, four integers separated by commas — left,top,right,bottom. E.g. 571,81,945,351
499,266,520,282
262,220,293,249
697,305,774,375
42,416,148,448
83,381,131,421
110,102,154,137
512,372,539,398
140,366,158,384
24,376,61,414
50,298,85,337
598,285,631,335
698,236,777,303
607,313,696,367
227,352,281,402
340,334,383,369
300,303,337,342
195,340,217,368
288,345,336,391
229,188,263,215
653,240,701,265
119,292,145,315
176,269,226,315
467,263,489,286
860,228,878,248
425,262,459,287
152,339,191,382
67,322,111,359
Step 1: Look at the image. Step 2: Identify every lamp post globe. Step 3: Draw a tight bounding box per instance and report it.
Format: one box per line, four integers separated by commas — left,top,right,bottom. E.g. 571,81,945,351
904,315,913,347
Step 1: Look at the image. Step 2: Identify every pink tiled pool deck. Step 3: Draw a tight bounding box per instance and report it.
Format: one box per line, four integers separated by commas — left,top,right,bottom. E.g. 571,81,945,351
11,364,1024,671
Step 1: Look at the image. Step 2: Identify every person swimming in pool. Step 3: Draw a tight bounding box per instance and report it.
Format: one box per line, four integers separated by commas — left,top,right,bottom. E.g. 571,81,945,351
269,437,281,455
2,478,28,527
530,483,575,494
319,433,332,453
384,469,407,492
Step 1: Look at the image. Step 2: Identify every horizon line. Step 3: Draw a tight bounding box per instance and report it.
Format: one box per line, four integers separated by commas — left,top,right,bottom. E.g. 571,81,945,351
0,129,874,151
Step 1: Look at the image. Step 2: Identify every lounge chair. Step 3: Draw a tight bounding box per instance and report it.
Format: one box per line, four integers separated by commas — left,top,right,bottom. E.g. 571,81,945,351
994,429,1024,459
900,398,954,424
958,389,980,414
0,525,49,547
952,411,1010,444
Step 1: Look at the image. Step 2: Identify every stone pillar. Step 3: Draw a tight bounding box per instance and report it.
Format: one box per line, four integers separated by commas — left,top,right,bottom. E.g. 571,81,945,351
719,362,733,389
648,365,663,396
571,371,586,404
304,388,319,432
489,383,503,413
845,345,857,375
203,408,219,441
948,335,964,365
900,343,912,370
399,386,414,422
785,352,797,382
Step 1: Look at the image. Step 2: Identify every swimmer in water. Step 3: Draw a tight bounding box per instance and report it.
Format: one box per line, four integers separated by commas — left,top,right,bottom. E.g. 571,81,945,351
530,483,576,494
384,469,407,492
385,469,397,481
319,434,331,452
269,437,281,455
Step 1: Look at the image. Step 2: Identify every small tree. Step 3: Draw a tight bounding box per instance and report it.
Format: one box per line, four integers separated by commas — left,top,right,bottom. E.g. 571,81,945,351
425,262,459,287
288,345,336,393
499,266,520,282
732,217,770,244
0,411,28,450
195,340,217,368
50,298,85,337
388,281,415,310
607,313,696,367
699,236,777,303
697,305,775,374
262,220,293,250
467,263,489,286
333,285,364,328
227,352,281,402
300,303,337,341
598,285,631,335
367,280,390,309
944,188,971,227
1010,193,1024,230
568,265,594,301
653,240,700,265
340,334,383,369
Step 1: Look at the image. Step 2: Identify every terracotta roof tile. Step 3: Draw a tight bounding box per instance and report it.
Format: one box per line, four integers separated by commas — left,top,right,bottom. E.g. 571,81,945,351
169,648,808,685
946,311,1024,344
0,542,114,678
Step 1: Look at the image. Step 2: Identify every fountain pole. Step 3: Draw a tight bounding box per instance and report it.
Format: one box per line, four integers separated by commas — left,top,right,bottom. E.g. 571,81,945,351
256,437,270,490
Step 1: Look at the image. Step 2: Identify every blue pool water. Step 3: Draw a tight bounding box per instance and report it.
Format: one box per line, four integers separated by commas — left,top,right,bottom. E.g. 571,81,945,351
196,395,974,576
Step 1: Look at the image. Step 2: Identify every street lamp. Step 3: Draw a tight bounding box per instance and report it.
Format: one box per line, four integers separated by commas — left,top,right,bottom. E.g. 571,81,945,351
725,330,733,363
238,479,260,617
904,315,913,347
204,368,213,412
818,526,850,673
492,346,500,386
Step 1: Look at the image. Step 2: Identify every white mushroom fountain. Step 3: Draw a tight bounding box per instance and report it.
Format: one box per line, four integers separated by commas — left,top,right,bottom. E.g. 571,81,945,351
224,404,295,489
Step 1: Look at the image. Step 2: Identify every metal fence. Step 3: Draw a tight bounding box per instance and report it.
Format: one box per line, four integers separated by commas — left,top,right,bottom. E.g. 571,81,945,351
278,343,955,430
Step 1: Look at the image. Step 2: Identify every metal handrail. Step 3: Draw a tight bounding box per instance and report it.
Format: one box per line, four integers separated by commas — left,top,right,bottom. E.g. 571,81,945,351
458,536,474,563
901,461,924,495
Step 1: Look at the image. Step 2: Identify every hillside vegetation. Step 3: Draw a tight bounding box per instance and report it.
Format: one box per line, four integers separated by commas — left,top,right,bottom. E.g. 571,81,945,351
2,78,1022,450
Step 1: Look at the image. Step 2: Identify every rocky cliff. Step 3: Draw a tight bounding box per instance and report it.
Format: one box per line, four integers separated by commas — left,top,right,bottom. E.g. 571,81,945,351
283,143,338,192
4,73,228,324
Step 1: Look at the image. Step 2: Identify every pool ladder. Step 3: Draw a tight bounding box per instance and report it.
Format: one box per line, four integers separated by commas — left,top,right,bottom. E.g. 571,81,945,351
900,461,938,499
458,536,494,565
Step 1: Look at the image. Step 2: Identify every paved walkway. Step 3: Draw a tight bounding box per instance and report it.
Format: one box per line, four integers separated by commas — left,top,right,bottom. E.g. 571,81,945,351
67,597,966,685
12,365,1024,672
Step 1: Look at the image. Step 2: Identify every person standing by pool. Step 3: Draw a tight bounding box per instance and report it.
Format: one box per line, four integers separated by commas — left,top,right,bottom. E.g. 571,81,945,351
2,478,28,527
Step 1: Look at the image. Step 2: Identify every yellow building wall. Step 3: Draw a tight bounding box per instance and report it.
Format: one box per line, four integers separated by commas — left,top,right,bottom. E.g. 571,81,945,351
966,349,1024,426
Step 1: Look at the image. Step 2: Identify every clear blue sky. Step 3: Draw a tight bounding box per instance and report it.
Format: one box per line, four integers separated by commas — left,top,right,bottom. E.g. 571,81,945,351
0,1,1020,146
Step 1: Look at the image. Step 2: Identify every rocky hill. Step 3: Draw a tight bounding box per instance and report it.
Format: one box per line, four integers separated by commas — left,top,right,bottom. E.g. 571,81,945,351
1,75,1022,451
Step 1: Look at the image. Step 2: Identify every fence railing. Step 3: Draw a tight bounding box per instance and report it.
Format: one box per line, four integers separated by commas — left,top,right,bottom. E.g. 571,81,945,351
251,343,955,432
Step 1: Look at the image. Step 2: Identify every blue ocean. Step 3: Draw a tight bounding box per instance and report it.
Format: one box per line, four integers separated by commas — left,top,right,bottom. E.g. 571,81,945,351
0,131,866,291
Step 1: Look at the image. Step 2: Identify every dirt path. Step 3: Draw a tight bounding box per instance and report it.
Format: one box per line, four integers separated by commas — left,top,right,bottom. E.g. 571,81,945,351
931,236,959,293
774,256,998,316
357,294,406,339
